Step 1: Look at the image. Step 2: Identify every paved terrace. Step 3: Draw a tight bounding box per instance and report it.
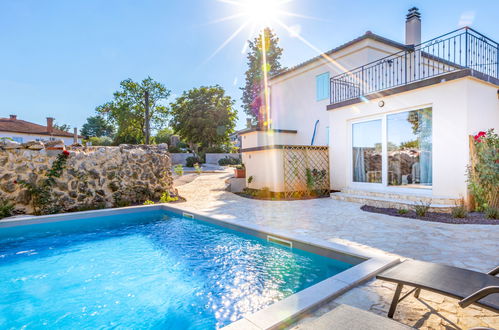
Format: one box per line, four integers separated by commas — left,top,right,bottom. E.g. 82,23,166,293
173,171,498,329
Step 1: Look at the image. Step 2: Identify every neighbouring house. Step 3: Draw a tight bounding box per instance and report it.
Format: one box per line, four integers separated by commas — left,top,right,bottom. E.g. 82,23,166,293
240,8,499,209
0,115,82,145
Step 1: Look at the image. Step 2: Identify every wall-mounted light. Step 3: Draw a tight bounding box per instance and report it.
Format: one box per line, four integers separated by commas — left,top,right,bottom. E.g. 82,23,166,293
378,100,385,107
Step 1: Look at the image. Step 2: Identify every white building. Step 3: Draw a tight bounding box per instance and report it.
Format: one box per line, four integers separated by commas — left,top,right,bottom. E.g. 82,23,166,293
241,8,499,209
0,115,81,145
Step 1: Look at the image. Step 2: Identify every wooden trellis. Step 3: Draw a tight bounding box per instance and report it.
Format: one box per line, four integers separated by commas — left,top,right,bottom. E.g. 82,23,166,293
282,146,330,198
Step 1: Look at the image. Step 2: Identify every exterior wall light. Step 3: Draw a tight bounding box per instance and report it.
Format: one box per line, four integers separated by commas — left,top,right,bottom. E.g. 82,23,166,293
378,100,385,107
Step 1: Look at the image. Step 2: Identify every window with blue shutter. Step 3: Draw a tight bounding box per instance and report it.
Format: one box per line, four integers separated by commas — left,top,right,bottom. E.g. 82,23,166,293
316,72,330,101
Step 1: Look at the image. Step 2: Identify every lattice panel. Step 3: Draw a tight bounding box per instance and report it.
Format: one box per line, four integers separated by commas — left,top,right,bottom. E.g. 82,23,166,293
282,146,330,198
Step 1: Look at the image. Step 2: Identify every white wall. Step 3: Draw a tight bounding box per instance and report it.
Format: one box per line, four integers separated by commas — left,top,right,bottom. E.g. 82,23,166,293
0,131,79,145
268,38,402,146
328,77,499,198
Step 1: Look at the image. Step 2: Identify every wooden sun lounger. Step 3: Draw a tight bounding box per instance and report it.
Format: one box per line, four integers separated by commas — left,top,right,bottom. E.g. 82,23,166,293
298,304,414,330
376,260,499,318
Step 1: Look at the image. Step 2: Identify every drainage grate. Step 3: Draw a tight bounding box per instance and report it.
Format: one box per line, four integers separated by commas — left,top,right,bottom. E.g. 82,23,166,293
182,212,194,219
267,235,293,248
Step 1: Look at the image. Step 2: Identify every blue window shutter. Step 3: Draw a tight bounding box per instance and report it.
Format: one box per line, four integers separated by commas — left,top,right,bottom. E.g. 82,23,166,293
316,72,330,101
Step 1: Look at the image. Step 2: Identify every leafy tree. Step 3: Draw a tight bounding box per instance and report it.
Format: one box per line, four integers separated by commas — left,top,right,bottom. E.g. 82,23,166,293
96,77,170,144
81,115,115,138
170,85,237,149
154,127,174,144
241,28,284,124
53,122,71,132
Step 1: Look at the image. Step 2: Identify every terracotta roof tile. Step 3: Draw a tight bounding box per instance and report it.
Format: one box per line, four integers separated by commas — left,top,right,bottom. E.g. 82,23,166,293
0,118,78,138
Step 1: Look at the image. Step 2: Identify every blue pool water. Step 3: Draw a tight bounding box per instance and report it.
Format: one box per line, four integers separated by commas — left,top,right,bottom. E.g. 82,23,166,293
0,211,352,329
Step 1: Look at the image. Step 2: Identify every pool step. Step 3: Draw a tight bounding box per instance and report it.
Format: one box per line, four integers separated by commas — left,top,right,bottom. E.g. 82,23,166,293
330,190,459,213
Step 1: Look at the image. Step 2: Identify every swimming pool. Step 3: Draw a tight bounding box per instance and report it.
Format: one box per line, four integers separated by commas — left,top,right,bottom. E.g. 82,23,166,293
0,206,398,329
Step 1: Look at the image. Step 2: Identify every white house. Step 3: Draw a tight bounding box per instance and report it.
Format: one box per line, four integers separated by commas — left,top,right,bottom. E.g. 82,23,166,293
240,8,499,209
0,115,81,145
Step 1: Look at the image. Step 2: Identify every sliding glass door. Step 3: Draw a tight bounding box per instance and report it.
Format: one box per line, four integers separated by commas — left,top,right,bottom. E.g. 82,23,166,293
352,107,432,189
352,120,382,183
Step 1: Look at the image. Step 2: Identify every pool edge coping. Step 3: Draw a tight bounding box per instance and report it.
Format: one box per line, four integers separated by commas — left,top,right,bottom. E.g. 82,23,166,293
0,204,400,329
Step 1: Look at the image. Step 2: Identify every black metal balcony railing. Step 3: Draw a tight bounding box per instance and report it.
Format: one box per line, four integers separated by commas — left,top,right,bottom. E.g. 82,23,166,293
330,27,499,104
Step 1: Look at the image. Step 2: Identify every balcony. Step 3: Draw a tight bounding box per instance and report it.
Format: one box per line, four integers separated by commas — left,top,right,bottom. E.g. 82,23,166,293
329,27,499,106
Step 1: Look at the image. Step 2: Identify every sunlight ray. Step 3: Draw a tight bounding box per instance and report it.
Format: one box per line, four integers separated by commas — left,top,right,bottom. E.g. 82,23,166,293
203,20,251,64
274,19,365,88
207,13,247,25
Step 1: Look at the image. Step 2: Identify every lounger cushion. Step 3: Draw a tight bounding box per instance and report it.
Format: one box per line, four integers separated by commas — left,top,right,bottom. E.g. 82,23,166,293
377,260,499,312
297,304,413,329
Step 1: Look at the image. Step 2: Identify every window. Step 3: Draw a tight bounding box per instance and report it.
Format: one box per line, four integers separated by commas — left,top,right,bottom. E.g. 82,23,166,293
316,72,330,101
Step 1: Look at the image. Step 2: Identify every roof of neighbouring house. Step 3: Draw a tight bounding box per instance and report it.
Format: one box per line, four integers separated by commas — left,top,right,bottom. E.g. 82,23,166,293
271,31,407,80
0,117,79,138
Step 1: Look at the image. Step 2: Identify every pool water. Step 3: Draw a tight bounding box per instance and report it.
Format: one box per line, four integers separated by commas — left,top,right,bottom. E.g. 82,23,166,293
0,211,352,329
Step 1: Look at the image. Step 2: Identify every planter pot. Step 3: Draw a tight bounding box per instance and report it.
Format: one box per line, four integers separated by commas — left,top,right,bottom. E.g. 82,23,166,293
234,169,246,178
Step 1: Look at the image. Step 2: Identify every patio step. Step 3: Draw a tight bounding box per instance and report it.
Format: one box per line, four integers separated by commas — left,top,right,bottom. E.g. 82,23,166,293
340,188,459,205
330,192,457,213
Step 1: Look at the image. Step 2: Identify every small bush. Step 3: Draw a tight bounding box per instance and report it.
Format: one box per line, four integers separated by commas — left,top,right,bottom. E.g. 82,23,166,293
186,156,203,167
247,175,254,184
174,164,184,176
414,200,431,217
485,207,499,219
0,198,15,219
234,163,245,170
194,163,202,174
218,156,241,166
451,206,468,218
159,191,178,203
397,208,409,215
143,200,155,205
451,199,468,218
168,146,185,153
87,136,114,146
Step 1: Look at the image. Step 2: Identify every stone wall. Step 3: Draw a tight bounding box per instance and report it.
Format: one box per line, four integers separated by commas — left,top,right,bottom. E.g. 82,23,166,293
170,153,194,165
205,153,241,165
0,144,173,214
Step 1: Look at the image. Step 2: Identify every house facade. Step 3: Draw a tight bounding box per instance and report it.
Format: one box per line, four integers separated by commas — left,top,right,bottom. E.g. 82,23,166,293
241,8,499,208
0,115,81,145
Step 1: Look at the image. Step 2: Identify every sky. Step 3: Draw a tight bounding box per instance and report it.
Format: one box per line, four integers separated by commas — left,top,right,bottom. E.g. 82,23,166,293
0,0,498,132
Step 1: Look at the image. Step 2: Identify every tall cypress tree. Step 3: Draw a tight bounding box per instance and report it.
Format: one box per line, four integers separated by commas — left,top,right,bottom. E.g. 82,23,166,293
241,28,285,125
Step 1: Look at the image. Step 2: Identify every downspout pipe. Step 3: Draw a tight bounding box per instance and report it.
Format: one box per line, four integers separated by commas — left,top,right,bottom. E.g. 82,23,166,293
310,120,319,145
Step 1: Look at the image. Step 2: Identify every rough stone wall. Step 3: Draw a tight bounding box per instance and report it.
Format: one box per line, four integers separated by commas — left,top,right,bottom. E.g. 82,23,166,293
0,144,173,214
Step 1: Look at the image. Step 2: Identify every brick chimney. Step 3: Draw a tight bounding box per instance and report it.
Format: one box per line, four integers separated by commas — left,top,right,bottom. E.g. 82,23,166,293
405,7,421,46
9,115,17,120
46,117,54,134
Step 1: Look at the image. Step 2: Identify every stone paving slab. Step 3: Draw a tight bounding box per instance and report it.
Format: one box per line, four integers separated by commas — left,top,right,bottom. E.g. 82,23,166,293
174,171,499,329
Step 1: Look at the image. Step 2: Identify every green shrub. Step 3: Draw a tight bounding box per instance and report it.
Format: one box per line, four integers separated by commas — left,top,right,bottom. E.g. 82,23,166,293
467,129,499,211
247,175,254,184
143,200,155,205
451,206,468,218
174,164,184,176
218,156,241,166
186,156,203,167
397,208,409,215
159,191,178,203
485,207,499,219
0,198,15,219
194,163,202,174
87,136,114,146
414,200,431,217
